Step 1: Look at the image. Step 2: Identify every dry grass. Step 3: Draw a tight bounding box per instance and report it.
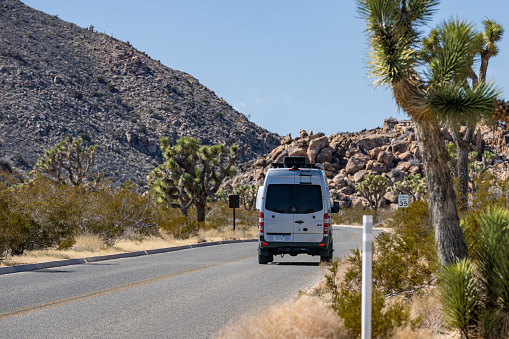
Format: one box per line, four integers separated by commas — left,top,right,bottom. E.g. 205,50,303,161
408,289,458,339
1,226,258,267
215,291,456,339
214,295,350,339
392,326,434,339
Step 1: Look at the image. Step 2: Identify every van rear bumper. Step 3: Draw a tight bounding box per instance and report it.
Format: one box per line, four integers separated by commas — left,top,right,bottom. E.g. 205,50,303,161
258,237,332,256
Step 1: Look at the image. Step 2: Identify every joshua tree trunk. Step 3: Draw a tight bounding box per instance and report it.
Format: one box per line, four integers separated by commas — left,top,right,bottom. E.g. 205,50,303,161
414,119,468,265
196,199,206,223
450,125,473,212
456,144,469,210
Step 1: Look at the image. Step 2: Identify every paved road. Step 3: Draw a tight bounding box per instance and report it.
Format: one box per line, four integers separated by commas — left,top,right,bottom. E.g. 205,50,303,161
0,226,378,338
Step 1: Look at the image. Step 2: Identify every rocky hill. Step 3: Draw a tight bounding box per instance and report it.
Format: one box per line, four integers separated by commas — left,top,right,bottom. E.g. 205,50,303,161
227,118,509,209
0,0,280,186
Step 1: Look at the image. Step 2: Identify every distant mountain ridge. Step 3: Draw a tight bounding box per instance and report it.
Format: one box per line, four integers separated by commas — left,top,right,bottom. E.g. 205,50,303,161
0,0,280,186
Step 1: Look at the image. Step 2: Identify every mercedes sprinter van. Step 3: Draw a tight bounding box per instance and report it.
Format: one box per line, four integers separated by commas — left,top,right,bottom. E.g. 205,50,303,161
256,156,339,264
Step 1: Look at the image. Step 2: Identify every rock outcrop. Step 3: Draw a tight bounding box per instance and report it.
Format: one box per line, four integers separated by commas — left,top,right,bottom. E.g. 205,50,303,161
227,119,509,209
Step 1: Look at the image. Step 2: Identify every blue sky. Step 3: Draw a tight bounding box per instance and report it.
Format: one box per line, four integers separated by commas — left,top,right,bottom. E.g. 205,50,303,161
22,0,509,137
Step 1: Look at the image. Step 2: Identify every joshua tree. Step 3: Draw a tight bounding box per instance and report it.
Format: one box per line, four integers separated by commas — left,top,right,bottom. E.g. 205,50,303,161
357,0,498,265
357,174,389,210
234,184,260,211
32,137,98,186
391,173,427,203
149,136,237,223
422,18,504,211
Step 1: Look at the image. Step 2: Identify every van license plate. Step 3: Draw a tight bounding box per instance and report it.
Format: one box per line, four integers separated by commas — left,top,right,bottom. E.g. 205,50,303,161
273,235,284,241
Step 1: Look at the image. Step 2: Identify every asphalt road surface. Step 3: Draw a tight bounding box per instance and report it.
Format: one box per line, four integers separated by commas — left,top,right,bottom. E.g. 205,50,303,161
0,226,380,338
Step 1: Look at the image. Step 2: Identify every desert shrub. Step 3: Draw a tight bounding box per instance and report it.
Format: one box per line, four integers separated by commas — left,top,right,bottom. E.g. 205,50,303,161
331,212,436,296
469,171,509,214
84,182,159,245
0,187,40,257
70,90,83,99
2,176,80,254
157,201,257,239
441,207,509,338
0,176,162,255
203,201,231,230
95,75,107,84
327,201,435,337
332,286,416,339
389,200,436,266
157,206,200,240
1,169,256,258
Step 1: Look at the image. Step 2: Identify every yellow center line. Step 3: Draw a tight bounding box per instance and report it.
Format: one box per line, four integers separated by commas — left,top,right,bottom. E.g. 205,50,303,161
0,254,256,320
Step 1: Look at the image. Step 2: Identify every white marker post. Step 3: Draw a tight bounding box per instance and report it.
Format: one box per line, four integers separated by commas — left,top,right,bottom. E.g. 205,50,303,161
362,215,373,339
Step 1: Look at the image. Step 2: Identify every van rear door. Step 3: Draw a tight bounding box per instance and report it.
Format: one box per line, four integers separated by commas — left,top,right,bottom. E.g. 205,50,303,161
263,171,295,242
292,174,325,242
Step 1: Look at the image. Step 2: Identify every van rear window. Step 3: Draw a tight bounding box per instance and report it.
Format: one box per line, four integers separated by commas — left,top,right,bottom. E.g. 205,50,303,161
265,184,322,214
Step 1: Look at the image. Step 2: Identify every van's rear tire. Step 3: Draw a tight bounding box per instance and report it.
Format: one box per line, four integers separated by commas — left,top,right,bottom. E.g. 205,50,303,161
320,249,333,263
258,253,269,264
320,255,332,263
267,251,274,263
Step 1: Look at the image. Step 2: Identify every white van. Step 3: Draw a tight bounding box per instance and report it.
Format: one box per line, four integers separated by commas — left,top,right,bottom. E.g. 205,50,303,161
255,156,339,264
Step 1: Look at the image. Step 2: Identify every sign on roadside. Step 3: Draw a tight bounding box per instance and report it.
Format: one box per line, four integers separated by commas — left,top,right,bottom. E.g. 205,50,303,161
228,195,239,208
398,194,409,208
229,195,240,230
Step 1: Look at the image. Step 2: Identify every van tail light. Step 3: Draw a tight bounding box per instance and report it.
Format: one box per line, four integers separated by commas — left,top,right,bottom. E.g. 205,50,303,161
323,213,329,235
259,212,264,234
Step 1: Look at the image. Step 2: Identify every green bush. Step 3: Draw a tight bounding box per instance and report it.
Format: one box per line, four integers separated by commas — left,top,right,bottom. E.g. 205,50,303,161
327,201,435,337
332,286,416,339
441,206,509,338
70,90,83,100
332,207,436,296
1,177,79,256
469,171,509,215
0,188,40,256
1,161,255,259
80,182,159,245
439,259,479,338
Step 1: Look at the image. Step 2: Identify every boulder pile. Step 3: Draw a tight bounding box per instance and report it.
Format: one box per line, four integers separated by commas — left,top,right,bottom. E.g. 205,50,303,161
228,118,509,209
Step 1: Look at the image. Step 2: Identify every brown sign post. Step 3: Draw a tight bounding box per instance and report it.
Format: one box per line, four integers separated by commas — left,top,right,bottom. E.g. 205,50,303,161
228,194,240,230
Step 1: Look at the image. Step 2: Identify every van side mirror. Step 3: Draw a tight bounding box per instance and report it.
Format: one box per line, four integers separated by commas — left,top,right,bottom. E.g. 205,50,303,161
332,201,340,213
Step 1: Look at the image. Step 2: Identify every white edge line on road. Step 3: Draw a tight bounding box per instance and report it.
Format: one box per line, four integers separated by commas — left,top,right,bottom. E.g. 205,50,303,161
1,226,392,275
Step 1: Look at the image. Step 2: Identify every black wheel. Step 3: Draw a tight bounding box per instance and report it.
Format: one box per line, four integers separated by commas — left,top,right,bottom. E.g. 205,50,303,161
258,253,269,264
267,251,274,263
320,255,332,263
320,248,333,263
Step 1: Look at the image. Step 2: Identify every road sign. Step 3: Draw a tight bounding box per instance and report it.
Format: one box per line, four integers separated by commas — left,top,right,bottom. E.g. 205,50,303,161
398,194,409,208
228,195,239,208
229,195,240,230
